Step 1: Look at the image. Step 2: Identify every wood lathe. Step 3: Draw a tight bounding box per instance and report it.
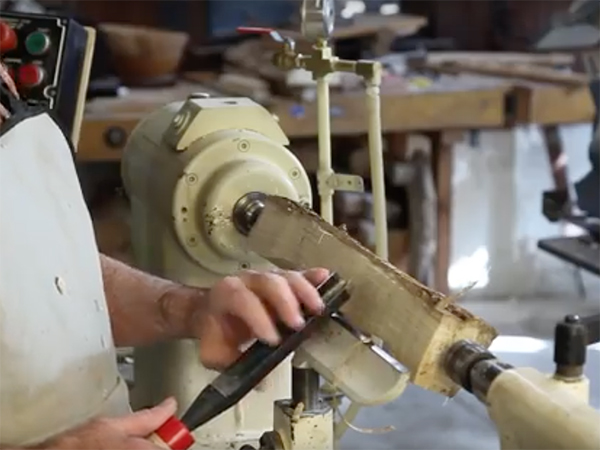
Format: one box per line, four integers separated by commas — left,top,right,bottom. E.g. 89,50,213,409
118,0,600,449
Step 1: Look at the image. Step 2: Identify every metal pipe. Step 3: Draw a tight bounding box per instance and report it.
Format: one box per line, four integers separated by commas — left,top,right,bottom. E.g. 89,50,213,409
317,74,334,224
333,60,357,72
366,79,388,259
292,367,321,412
310,69,334,424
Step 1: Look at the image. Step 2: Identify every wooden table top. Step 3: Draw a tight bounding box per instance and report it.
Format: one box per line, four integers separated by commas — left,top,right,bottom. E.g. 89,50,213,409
78,75,595,161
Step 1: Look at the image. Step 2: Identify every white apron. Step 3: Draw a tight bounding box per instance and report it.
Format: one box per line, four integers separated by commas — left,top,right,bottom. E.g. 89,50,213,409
0,113,130,446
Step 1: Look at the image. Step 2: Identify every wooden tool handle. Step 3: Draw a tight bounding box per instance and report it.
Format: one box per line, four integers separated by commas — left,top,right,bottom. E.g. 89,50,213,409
147,416,195,450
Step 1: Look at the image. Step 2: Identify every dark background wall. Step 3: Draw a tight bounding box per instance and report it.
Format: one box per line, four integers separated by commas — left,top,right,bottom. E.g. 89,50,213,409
401,0,573,51
49,0,572,51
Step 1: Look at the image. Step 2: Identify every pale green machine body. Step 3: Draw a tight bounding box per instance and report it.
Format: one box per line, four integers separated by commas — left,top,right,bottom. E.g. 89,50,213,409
121,1,398,448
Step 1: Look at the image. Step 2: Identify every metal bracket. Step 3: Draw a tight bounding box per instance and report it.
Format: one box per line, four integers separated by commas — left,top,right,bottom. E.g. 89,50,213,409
321,173,364,193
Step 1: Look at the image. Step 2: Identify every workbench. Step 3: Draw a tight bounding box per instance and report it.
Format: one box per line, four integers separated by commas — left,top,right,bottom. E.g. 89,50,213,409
78,76,595,294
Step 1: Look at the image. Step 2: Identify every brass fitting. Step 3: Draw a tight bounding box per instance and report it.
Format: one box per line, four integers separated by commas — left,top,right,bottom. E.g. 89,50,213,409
271,38,381,85
355,60,383,85
272,40,300,71
304,44,336,78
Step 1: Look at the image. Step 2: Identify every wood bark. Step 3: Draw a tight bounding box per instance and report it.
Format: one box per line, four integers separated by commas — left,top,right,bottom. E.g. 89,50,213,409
246,196,498,395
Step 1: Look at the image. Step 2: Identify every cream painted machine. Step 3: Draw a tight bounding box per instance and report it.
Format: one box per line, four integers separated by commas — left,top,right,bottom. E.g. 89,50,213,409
123,0,398,447
122,81,405,450
121,0,600,449
123,95,308,448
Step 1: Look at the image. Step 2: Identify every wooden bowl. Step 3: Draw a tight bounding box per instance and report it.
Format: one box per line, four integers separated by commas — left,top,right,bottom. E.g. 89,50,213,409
100,23,189,87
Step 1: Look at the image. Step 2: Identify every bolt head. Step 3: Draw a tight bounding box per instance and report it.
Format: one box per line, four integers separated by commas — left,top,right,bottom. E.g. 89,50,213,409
565,314,581,323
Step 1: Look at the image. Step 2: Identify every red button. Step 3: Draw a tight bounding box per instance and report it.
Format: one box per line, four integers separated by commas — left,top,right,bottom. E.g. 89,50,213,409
0,21,18,53
17,64,45,88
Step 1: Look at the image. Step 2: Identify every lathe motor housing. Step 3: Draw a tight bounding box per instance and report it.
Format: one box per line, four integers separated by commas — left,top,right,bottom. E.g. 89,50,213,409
121,95,312,449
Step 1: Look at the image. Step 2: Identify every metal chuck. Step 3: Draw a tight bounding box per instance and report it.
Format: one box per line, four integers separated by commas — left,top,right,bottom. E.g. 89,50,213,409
233,192,267,236
444,340,513,403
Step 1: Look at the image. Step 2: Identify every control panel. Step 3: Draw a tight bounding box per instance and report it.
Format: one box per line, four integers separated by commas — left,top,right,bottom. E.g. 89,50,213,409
0,12,95,146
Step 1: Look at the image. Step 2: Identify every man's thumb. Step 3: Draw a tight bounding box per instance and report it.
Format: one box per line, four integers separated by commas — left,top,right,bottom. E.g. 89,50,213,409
116,397,178,437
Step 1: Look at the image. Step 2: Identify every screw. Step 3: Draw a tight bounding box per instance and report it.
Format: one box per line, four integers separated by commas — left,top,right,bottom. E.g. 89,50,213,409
290,168,300,179
55,276,66,295
238,140,250,152
186,174,198,185
104,127,127,149
187,237,197,246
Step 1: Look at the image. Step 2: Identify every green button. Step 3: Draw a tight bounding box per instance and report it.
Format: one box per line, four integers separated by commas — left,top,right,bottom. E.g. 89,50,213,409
25,32,50,55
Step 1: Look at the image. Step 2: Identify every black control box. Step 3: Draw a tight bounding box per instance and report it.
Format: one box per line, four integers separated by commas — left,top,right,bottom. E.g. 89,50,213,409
0,11,91,140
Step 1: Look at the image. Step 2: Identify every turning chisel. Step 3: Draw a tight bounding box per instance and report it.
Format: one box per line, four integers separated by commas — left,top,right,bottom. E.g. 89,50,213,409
147,272,351,450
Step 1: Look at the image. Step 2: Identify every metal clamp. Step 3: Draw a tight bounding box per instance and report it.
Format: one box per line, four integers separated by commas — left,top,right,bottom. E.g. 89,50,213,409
321,173,364,193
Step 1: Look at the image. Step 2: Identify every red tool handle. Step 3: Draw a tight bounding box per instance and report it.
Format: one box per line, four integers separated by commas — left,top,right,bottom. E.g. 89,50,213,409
236,26,275,35
148,416,195,450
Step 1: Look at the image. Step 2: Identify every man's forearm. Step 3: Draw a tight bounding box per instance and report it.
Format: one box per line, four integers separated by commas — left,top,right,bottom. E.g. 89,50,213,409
100,254,206,347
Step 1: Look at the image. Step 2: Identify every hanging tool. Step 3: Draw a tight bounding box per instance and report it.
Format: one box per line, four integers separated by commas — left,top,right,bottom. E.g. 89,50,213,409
147,273,351,450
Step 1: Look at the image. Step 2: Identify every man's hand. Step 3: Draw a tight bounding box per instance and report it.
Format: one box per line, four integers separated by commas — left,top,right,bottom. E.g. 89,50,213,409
37,398,177,450
99,256,330,351
192,268,329,369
